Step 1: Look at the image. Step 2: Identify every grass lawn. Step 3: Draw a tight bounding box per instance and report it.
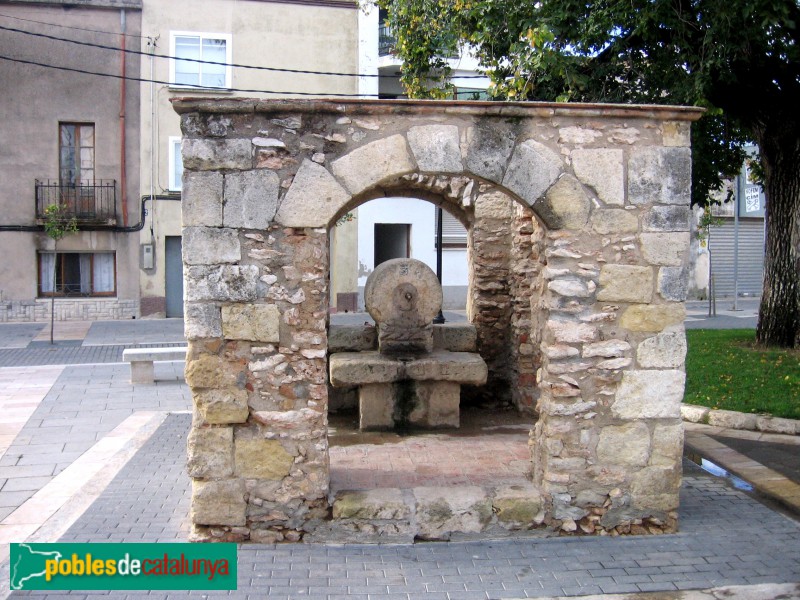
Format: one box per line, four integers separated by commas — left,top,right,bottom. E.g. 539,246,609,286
685,329,800,420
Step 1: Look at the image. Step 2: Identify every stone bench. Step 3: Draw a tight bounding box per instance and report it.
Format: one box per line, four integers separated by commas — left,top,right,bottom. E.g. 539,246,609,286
329,350,488,430
122,347,187,384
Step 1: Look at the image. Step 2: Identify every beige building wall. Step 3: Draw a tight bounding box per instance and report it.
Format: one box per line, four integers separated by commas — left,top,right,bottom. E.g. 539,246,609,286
0,1,142,322
138,0,359,317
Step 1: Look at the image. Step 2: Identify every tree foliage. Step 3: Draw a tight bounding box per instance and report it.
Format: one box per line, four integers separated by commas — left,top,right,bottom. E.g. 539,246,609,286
375,0,800,347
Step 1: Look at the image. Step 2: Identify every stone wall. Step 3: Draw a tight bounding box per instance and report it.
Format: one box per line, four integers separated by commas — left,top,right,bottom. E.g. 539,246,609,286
174,98,702,541
0,298,139,322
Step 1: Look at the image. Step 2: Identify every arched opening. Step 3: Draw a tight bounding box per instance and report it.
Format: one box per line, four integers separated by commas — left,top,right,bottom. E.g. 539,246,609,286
323,179,548,529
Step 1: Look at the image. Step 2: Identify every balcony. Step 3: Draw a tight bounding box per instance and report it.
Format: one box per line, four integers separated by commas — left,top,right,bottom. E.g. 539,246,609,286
379,23,395,57
35,179,117,225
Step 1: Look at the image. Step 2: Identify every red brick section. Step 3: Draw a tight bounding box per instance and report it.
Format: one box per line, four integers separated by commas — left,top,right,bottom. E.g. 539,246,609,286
329,427,531,491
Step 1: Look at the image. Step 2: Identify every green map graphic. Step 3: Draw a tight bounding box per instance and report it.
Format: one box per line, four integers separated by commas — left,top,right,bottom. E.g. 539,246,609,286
10,543,62,590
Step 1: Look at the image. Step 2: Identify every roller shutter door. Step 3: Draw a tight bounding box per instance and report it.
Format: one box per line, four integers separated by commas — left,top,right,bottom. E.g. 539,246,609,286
707,218,765,297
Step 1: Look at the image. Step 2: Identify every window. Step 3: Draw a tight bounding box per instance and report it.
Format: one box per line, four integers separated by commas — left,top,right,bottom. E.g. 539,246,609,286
60,123,94,185
170,32,231,89
439,211,468,247
38,252,116,297
168,136,183,191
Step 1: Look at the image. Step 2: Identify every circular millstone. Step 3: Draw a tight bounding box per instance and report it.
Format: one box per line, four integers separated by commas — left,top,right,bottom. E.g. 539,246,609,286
364,258,443,325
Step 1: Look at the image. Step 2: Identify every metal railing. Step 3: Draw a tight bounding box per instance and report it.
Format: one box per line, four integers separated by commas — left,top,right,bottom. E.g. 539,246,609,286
35,179,117,225
379,24,395,57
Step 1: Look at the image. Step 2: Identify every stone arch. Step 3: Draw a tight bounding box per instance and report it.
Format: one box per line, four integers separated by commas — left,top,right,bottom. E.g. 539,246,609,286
274,123,574,232
176,98,703,543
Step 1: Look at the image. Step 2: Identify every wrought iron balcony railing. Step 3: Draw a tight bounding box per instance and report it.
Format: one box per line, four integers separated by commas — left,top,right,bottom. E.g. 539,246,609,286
379,24,395,57
35,179,117,225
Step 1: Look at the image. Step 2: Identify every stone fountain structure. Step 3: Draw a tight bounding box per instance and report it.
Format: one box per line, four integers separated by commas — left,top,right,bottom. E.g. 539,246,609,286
329,258,487,430
174,98,702,543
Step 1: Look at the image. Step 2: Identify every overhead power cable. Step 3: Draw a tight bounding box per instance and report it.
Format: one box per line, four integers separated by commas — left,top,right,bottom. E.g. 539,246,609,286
0,22,489,80
0,53,380,97
0,11,148,39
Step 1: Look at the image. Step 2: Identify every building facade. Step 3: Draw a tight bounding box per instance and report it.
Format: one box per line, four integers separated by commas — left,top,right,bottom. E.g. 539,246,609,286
137,0,360,318
0,0,143,322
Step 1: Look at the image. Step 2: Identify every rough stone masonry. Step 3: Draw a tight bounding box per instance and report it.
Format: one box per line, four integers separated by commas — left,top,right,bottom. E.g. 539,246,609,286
173,98,703,542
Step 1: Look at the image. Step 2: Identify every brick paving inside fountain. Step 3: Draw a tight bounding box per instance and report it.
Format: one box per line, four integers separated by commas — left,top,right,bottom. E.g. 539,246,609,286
328,406,534,492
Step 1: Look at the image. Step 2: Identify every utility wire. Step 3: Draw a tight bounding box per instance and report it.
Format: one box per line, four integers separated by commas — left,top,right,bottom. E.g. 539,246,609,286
0,53,380,97
0,11,148,39
0,22,489,80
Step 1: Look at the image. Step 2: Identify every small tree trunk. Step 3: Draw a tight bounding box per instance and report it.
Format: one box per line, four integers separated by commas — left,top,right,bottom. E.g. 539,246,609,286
755,125,800,348
50,244,57,345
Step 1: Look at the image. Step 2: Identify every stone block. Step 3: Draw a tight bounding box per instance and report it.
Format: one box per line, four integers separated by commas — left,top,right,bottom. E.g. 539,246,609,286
195,388,249,424
502,139,563,223
756,416,800,435
328,325,377,352
408,124,463,173
639,232,690,267
405,351,488,385
548,276,595,298
642,206,691,232
331,134,415,196
185,265,260,302
662,122,691,147
191,479,246,526
474,189,513,220
234,438,294,480
329,352,404,386
275,159,350,228
359,383,396,430
333,489,411,520
185,354,244,389
184,303,223,340
183,138,252,171
222,304,280,342
223,170,279,229
620,303,685,332
630,466,680,511
708,409,757,431
680,404,710,423
596,422,651,467
583,339,631,358
414,486,492,540
187,426,233,478
612,370,685,419
493,485,543,525
571,148,624,205
182,227,241,265
590,208,639,234
182,171,223,227
651,423,684,466
409,381,460,428
628,147,691,205
658,266,689,302
547,319,598,344
432,323,478,352
597,265,654,303
464,121,517,183
637,326,687,368
546,175,591,229
251,408,325,436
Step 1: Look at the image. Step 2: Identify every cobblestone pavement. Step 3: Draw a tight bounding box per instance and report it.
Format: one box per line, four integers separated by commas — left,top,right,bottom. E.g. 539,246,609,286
6,414,800,599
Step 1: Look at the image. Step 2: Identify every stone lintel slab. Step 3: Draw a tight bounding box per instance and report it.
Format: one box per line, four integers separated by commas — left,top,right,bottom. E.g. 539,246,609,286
329,352,405,386
404,351,488,385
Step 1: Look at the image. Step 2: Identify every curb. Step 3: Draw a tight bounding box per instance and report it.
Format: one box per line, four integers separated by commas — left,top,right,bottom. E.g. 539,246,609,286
681,403,800,436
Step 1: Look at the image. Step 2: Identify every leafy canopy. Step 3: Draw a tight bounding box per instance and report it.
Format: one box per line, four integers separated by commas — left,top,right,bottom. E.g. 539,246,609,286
374,0,800,204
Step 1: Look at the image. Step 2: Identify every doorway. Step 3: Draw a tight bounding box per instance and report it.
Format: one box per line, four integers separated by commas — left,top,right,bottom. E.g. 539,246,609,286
165,236,183,318
374,223,410,266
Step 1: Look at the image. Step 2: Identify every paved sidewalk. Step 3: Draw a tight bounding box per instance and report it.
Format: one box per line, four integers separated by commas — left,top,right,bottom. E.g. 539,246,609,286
1,316,799,600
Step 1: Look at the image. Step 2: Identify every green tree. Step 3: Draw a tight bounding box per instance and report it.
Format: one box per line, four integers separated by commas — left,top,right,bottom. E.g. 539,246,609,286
43,203,78,344
375,0,800,347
